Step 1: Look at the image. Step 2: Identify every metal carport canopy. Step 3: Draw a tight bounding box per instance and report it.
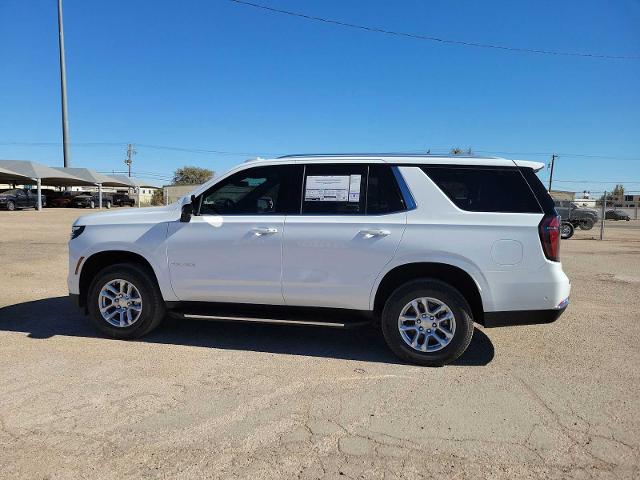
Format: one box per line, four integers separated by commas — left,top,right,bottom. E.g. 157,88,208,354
52,168,133,188
0,160,96,210
51,168,134,209
0,165,32,184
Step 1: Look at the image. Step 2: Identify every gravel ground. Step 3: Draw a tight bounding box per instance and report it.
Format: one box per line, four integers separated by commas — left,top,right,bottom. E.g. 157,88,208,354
0,208,639,479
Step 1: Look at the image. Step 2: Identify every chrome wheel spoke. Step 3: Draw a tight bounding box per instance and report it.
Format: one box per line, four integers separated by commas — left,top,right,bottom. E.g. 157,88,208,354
104,285,119,296
437,327,454,339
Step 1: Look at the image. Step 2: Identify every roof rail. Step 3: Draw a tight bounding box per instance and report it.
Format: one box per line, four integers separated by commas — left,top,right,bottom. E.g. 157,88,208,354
277,152,497,159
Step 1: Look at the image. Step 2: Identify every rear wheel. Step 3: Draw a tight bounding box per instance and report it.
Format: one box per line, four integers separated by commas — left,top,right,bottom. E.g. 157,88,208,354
87,263,165,339
90,200,95,209
106,201,112,209
6,200,15,211
561,221,574,239
380,279,474,366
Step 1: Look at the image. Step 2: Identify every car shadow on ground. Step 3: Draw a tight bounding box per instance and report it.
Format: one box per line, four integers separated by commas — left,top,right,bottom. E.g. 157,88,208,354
0,296,494,367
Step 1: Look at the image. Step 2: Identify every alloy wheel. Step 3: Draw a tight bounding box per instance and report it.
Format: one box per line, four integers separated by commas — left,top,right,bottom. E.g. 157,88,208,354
397,297,456,352
98,279,143,328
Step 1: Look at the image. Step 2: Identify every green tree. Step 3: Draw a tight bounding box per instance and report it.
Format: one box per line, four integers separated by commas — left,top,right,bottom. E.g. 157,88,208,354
450,147,473,155
612,184,625,196
150,188,164,206
172,166,214,185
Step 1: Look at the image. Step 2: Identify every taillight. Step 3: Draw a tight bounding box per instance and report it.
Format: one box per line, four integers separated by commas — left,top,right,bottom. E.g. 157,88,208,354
539,215,560,261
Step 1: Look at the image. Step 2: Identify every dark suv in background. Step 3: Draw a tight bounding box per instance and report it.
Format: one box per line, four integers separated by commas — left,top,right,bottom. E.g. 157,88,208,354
554,200,599,234
112,192,136,207
70,191,113,209
605,209,631,221
0,189,46,210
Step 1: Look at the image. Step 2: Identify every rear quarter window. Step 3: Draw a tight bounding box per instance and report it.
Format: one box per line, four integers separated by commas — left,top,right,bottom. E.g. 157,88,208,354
421,166,542,213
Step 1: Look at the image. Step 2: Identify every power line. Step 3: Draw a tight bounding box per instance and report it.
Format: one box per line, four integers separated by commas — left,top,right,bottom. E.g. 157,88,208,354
475,149,640,161
227,0,640,61
553,180,640,184
4,141,640,162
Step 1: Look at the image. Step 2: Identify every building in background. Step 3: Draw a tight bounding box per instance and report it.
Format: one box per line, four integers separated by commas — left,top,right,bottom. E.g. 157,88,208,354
549,190,576,202
609,193,640,208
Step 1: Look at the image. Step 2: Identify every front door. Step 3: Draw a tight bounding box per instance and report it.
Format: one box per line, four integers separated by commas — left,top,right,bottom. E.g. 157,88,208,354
282,164,408,310
166,164,302,305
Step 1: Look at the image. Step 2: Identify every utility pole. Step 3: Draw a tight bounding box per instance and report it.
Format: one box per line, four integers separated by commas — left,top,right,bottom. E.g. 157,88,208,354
124,143,136,177
57,0,71,167
600,191,606,240
548,154,557,192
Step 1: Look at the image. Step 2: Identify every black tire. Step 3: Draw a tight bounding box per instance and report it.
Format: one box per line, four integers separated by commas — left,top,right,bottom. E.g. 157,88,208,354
106,201,112,209
90,200,95,209
560,221,574,239
87,263,165,339
380,279,474,367
579,218,594,230
6,200,15,211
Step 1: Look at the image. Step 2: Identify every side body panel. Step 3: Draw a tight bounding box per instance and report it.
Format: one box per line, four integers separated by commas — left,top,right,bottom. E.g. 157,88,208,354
68,206,179,302
372,167,570,312
282,212,406,309
166,215,285,304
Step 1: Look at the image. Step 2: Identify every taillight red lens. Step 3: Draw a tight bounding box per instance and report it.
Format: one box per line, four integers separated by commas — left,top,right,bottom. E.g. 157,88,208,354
539,215,560,261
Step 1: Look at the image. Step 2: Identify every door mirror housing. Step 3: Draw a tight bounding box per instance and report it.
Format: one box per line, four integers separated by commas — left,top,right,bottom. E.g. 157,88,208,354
180,195,198,223
180,203,193,223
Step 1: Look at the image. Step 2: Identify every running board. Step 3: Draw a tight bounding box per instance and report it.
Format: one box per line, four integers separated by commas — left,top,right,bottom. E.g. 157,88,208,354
183,314,352,328
170,302,374,329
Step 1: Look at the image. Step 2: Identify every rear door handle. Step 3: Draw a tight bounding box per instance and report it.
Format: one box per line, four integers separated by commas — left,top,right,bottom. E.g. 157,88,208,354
251,227,279,236
359,229,391,238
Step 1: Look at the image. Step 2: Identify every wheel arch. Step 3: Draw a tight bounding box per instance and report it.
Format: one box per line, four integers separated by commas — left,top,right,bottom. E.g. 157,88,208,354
372,262,486,325
78,250,159,309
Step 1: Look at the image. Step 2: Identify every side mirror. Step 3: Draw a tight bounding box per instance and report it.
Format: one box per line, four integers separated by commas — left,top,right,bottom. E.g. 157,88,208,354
180,203,193,223
180,195,198,223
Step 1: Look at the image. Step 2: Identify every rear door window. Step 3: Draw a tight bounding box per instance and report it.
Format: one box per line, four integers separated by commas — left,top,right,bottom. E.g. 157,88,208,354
302,164,367,214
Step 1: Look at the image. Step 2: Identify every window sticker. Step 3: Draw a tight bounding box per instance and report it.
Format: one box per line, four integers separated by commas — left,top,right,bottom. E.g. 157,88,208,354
348,174,361,202
305,175,351,201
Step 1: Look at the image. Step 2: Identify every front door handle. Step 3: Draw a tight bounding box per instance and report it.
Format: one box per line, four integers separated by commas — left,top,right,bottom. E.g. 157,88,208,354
251,227,279,236
359,229,391,238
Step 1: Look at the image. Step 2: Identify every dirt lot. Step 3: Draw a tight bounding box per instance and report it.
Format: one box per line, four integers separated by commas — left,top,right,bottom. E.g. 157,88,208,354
1,208,639,479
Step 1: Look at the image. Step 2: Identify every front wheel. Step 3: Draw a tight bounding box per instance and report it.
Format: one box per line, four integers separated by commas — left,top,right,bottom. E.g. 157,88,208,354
380,279,474,366
87,263,165,339
106,201,112,209
561,221,575,239
89,200,95,209
6,200,15,211
579,218,594,230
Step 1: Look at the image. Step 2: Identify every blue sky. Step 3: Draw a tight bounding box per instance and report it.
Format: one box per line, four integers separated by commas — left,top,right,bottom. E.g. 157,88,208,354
1,0,639,191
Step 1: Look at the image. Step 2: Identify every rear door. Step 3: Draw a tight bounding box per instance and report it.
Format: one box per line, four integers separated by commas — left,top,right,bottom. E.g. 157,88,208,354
282,163,408,310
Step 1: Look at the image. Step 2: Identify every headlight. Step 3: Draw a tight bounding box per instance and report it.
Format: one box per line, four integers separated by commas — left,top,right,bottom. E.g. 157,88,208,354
71,225,85,240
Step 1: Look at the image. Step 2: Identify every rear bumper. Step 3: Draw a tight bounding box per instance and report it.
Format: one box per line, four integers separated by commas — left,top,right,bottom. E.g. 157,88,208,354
482,305,567,328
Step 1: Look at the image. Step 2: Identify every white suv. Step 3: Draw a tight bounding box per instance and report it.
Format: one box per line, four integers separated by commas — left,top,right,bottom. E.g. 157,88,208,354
68,154,570,366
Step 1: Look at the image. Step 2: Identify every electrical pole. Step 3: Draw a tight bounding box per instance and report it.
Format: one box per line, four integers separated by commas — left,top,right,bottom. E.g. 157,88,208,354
57,0,71,167
600,191,606,240
124,143,136,177
548,154,557,192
